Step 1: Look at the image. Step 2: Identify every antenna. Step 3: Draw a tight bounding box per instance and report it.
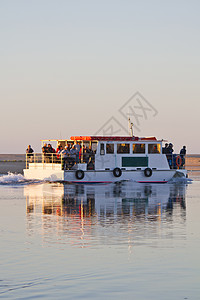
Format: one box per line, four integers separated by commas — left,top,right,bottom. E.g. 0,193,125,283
128,118,133,137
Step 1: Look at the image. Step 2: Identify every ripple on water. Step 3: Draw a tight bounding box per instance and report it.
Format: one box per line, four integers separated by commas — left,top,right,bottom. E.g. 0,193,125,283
1,180,199,299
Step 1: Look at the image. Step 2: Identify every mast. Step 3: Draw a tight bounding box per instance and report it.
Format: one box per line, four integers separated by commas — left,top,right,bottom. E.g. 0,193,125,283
128,118,133,137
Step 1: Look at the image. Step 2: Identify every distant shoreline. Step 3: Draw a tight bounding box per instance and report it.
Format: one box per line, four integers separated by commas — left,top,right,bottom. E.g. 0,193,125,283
0,154,199,174
0,154,25,161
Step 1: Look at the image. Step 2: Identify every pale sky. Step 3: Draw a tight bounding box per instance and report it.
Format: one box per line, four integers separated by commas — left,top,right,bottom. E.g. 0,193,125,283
0,0,199,154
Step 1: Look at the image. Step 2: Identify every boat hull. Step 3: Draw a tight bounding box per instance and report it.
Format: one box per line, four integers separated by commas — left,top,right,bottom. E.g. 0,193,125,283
24,167,177,183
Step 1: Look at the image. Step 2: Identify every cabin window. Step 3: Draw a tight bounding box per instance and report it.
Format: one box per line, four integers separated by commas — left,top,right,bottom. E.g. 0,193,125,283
148,144,161,154
133,144,145,154
106,144,114,154
100,143,105,155
117,143,130,154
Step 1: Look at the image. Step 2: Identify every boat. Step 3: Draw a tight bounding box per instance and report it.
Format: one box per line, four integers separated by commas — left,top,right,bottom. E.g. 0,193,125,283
23,133,187,183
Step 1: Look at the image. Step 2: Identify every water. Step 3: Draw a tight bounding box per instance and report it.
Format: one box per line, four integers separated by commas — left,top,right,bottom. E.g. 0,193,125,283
0,173,200,299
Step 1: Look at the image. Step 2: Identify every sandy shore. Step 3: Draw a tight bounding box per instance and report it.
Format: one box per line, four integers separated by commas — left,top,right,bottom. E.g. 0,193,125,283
0,154,199,174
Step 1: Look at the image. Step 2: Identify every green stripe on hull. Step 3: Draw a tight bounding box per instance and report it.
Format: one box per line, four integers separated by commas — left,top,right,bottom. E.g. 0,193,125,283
122,157,148,167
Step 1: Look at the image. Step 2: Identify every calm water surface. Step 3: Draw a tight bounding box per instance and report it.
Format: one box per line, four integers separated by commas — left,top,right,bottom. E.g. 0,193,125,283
0,173,200,299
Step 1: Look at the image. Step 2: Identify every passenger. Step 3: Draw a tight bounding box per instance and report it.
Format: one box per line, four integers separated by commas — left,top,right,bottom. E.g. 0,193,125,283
167,143,174,168
88,146,94,161
168,143,174,154
87,146,95,169
74,141,80,152
26,145,34,162
162,143,169,154
61,145,71,169
42,143,49,162
81,145,86,162
83,146,90,163
67,143,72,150
70,145,77,165
56,143,62,153
56,144,63,161
47,143,55,153
180,146,186,168
47,143,55,162
42,143,48,153
74,142,80,163
79,146,82,162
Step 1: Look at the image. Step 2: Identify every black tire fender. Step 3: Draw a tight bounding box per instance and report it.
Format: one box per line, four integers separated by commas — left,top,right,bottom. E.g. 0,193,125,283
113,167,122,177
144,168,152,177
75,170,85,180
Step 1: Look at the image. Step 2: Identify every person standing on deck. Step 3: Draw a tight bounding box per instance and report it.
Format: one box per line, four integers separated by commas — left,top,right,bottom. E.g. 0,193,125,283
61,145,71,169
47,143,55,162
56,144,63,161
74,142,81,163
167,143,174,168
180,146,186,168
26,145,34,162
42,143,49,162
162,143,169,154
70,145,77,165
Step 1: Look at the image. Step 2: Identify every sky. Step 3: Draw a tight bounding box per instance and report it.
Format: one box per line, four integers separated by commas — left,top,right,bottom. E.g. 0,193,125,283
0,0,200,154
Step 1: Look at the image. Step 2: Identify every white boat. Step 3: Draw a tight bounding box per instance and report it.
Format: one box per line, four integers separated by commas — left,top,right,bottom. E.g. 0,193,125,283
23,134,187,183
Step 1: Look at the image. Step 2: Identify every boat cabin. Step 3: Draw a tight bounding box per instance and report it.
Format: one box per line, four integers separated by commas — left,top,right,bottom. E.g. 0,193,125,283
24,135,186,183
36,136,170,171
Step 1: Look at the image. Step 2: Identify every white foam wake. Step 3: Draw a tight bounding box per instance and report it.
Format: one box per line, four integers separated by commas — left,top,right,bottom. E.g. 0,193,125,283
0,172,39,185
169,176,192,184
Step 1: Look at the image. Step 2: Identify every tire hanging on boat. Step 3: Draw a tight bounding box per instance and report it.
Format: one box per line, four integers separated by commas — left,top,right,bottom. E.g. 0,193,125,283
113,167,122,177
75,170,85,180
144,167,152,177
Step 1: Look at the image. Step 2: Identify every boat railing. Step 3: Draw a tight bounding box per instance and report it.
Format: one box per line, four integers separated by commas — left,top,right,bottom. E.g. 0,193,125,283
26,152,96,170
165,153,186,169
26,153,62,169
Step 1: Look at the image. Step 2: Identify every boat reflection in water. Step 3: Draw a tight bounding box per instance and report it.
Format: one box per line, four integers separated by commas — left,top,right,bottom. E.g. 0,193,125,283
25,182,187,248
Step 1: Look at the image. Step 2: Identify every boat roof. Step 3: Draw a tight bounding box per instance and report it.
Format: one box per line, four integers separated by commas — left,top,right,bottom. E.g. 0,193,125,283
71,136,157,142
70,136,157,141
41,136,159,142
